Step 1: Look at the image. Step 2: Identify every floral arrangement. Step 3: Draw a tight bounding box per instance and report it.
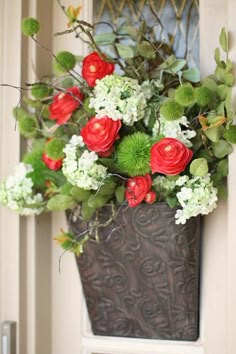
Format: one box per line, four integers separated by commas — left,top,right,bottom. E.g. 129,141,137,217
0,5,235,255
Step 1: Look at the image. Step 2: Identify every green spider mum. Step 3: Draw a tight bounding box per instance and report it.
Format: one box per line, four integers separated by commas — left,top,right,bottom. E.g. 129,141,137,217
116,132,151,176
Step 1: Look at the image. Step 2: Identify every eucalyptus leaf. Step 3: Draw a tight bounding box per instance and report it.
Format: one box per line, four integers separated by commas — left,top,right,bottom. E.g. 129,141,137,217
217,159,228,177
190,158,208,177
224,73,234,86
203,76,218,92
115,43,134,58
158,55,176,69
226,59,233,73
47,195,76,211
204,127,220,142
138,41,156,58
212,140,232,158
225,88,232,115
182,67,200,83
219,27,228,53
71,186,91,202
214,47,221,66
118,25,138,39
217,84,229,100
169,59,186,73
94,32,116,45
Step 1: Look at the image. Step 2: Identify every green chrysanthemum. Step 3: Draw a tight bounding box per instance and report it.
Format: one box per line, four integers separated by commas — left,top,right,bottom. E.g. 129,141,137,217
175,84,196,107
195,86,213,107
22,17,40,36
45,138,65,160
160,99,184,121
18,116,38,138
116,132,151,176
224,125,236,144
31,83,52,99
55,51,76,72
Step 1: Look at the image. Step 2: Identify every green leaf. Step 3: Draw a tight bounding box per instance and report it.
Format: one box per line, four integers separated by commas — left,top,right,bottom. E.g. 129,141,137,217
71,186,91,202
225,88,232,115
204,127,220,142
216,101,225,116
60,183,73,195
182,67,200,83
97,179,116,197
203,76,218,92
47,195,76,211
159,55,176,69
94,32,116,45
219,27,228,53
88,194,109,208
212,140,233,158
214,47,221,65
190,158,209,177
169,59,186,73
217,184,228,199
118,25,138,39
226,59,233,73
166,196,178,208
138,41,156,58
217,84,229,100
115,185,125,203
98,158,121,174
81,201,96,220
115,43,134,58
217,159,228,177
224,73,234,86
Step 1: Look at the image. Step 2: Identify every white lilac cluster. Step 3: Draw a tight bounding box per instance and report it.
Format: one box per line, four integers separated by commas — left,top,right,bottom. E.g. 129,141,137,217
152,115,196,147
0,163,44,215
175,174,218,224
89,74,147,126
62,135,107,190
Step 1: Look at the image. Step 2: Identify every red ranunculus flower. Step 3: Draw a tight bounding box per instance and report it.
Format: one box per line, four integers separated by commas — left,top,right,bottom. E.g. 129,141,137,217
42,152,63,171
49,86,83,125
150,137,193,175
81,116,121,155
125,174,152,207
82,52,115,87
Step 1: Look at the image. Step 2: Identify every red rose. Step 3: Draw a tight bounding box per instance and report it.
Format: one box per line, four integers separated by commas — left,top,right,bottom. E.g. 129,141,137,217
144,190,156,204
125,174,152,207
49,86,83,125
82,52,115,87
42,152,63,171
150,137,193,175
81,116,121,155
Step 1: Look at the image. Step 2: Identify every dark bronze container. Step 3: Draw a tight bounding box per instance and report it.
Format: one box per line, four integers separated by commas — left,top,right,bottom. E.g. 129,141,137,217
67,203,201,341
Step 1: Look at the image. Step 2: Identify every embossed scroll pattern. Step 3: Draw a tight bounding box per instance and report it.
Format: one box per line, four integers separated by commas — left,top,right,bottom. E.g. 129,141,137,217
68,203,201,340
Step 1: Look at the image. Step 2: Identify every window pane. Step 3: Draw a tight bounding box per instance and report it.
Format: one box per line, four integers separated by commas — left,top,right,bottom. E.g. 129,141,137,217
94,0,199,67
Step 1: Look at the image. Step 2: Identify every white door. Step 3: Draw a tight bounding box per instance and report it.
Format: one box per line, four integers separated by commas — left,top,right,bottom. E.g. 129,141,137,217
1,0,236,354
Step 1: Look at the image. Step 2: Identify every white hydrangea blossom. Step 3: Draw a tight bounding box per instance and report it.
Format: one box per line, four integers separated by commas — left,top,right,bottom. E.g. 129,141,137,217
0,163,44,215
152,115,196,147
152,175,177,193
141,79,164,99
175,174,218,224
89,74,147,126
62,135,107,190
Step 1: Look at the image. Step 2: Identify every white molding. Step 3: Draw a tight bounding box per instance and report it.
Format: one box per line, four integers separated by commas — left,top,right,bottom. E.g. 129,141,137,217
0,0,22,353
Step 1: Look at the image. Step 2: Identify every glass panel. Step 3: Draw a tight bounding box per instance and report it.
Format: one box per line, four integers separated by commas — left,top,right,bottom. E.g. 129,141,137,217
93,0,199,67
